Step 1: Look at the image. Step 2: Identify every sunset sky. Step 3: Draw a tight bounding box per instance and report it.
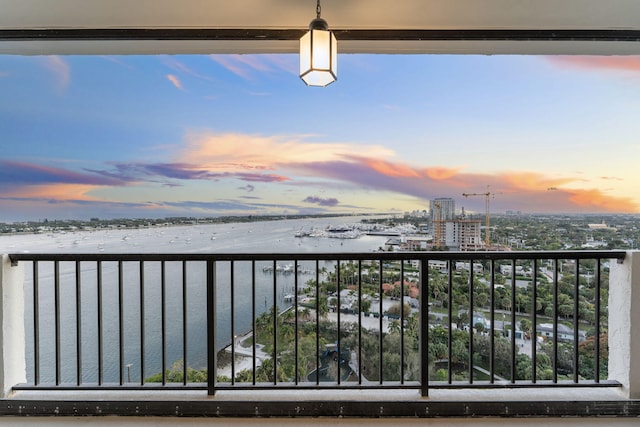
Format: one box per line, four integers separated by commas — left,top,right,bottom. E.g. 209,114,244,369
1,53,640,221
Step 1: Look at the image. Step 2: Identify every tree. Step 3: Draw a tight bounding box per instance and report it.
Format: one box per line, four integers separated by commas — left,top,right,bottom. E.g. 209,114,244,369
515,353,532,380
519,319,532,338
387,302,411,318
578,334,609,380
455,311,469,330
475,292,489,309
361,298,372,313
146,359,207,383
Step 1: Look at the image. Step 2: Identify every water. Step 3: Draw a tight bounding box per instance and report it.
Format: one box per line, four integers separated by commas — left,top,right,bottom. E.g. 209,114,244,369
1,216,389,384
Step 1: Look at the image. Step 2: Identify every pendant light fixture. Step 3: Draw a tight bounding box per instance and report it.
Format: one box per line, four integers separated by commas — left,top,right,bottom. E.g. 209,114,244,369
299,0,337,87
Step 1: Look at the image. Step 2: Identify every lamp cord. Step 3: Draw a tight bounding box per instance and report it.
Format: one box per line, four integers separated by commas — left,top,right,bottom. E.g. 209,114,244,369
316,0,321,19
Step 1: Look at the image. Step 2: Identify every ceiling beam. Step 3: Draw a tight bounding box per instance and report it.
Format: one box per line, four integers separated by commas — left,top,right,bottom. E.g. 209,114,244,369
2,28,640,55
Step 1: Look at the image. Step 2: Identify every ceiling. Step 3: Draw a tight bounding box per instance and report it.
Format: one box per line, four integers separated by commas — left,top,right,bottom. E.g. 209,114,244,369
2,0,640,55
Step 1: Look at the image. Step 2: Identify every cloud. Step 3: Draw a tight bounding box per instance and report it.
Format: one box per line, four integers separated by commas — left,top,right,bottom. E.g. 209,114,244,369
547,56,640,74
166,74,183,90
100,56,134,70
0,71,9,78
180,131,394,172
0,160,133,205
162,57,213,82
172,130,639,213
88,162,290,184
2,184,102,201
0,160,125,186
42,56,70,92
303,196,339,207
4,129,637,216
287,158,637,213
209,54,295,81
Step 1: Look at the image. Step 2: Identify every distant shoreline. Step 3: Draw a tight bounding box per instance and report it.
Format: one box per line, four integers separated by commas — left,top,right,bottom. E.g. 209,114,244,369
0,213,392,236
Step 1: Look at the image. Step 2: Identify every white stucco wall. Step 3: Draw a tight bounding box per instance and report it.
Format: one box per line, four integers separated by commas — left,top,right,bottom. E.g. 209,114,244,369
0,255,26,397
608,250,640,399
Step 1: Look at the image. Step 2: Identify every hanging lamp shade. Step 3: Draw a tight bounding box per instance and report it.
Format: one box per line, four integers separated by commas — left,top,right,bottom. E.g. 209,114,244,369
300,17,337,87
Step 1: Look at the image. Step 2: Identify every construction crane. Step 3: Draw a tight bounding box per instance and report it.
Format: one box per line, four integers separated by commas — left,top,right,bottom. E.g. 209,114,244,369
462,188,497,249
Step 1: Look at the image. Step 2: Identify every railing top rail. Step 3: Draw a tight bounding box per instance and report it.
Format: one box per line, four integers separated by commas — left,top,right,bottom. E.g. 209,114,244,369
8,250,627,264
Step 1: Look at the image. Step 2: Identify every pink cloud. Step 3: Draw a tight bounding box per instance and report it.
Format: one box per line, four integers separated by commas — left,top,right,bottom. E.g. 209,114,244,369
166,74,183,90
180,131,394,172
3,183,100,201
175,131,639,213
547,56,640,74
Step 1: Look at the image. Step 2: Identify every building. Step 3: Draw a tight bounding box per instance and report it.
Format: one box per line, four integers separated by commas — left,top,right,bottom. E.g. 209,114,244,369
445,219,483,250
429,199,482,250
430,198,456,223
537,322,586,343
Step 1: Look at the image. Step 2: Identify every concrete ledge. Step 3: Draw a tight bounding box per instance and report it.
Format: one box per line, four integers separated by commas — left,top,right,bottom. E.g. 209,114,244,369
2,389,639,418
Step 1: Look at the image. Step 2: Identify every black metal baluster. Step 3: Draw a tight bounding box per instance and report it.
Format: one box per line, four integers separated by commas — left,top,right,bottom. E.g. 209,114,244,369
54,260,60,385
594,258,601,382
315,260,320,386
489,259,495,384
118,260,124,386
358,260,363,386
33,261,39,386
139,261,145,386
573,259,580,383
272,259,277,385
161,260,166,386
400,260,405,384
294,260,299,385
552,259,559,384
447,260,453,384
75,260,82,386
230,261,235,384
97,261,103,386
252,260,256,385
468,260,474,384
182,260,188,386
420,257,429,397
378,260,383,384
510,259,516,383
337,260,341,385
207,259,216,396
531,259,538,383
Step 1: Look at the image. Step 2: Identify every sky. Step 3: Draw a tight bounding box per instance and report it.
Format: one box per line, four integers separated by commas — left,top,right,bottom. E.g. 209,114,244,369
1,53,640,221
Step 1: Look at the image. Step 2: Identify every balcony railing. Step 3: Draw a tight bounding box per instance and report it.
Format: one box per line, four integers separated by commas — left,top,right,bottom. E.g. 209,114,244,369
1,250,640,418
0,250,630,395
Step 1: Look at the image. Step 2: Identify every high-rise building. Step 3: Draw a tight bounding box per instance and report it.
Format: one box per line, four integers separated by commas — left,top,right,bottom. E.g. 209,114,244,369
429,198,455,222
428,198,482,250
446,219,483,250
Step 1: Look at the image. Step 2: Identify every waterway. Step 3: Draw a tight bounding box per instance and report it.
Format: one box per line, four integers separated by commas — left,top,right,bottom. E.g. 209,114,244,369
0,216,389,384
